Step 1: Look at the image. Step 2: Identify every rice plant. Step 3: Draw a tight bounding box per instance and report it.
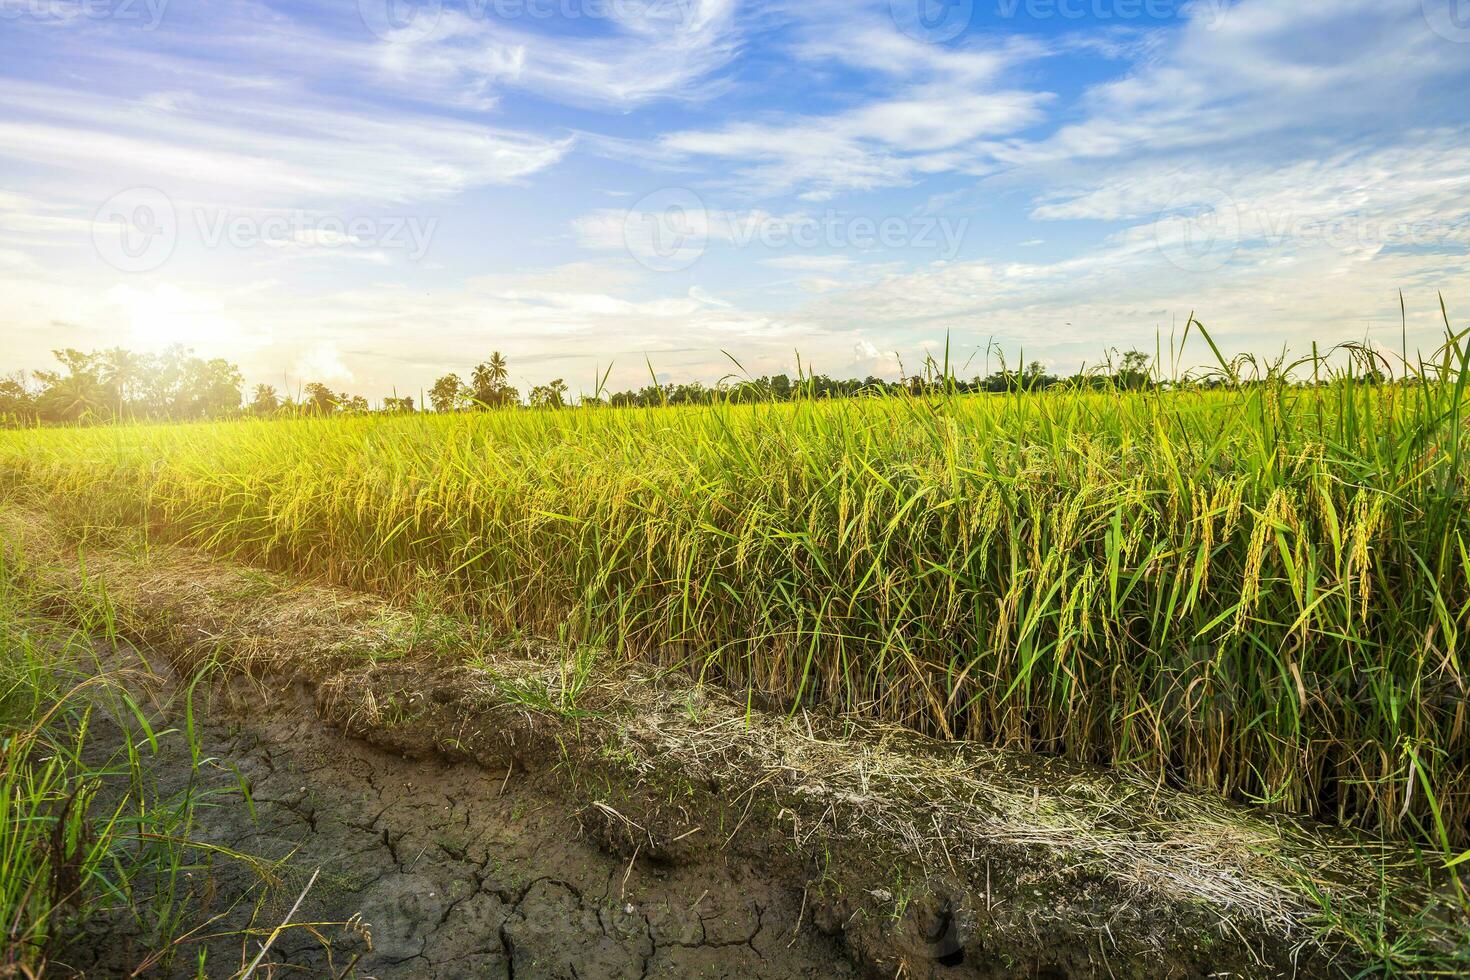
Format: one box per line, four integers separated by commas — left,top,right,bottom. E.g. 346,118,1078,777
0,542,253,974
2,318,1467,853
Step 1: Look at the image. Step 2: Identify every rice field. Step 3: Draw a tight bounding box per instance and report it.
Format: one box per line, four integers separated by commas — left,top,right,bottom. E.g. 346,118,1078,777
3,329,1468,851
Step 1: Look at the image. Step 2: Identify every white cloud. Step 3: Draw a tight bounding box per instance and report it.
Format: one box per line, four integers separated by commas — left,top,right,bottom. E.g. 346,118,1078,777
647,7,1054,198
0,82,572,208
761,255,854,272
372,0,742,109
984,0,1459,171
661,83,1046,198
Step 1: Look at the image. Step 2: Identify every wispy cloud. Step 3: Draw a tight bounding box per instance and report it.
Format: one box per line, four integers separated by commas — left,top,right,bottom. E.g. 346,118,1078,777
0,81,571,208
657,14,1051,198
370,0,743,109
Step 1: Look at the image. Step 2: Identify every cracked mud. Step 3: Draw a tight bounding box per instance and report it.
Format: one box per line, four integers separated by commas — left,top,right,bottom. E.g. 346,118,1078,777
62,688,853,979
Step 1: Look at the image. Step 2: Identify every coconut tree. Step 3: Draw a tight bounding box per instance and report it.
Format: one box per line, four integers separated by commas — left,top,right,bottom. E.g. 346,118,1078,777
488,351,508,387
250,384,281,415
100,346,144,417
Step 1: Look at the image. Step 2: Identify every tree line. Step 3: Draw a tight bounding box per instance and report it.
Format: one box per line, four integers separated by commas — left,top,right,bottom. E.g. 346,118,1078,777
585,353,1151,408
2,347,244,425
1,345,1166,428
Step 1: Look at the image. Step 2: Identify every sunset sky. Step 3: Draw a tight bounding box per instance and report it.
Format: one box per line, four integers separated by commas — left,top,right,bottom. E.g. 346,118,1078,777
3,0,1469,398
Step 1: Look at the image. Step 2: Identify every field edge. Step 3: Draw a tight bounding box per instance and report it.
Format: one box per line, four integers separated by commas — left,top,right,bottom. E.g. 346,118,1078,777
3,503,1463,979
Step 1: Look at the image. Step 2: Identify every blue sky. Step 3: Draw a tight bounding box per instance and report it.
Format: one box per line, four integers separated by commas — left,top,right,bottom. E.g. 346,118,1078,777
2,0,1469,398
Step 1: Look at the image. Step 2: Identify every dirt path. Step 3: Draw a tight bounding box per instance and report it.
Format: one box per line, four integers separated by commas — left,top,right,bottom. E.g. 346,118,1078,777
14,505,1459,978
60,683,852,979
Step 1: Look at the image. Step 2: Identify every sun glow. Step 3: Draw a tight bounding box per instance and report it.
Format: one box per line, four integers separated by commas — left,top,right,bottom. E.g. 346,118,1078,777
106,282,248,352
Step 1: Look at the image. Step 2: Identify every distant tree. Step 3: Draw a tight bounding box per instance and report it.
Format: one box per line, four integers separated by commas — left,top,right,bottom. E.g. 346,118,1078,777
470,351,514,407
487,351,508,387
429,373,467,413
35,373,108,422
134,345,187,416
303,382,337,415
0,373,37,425
250,384,281,415
34,349,111,422
1114,350,1152,390
100,346,144,417
338,393,370,414
180,358,243,417
382,395,415,413
529,378,567,409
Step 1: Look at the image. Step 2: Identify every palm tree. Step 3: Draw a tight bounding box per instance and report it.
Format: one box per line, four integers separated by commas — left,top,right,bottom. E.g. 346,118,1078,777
100,347,143,417
38,373,108,422
470,362,494,407
488,351,508,387
470,352,512,407
250,384,280,415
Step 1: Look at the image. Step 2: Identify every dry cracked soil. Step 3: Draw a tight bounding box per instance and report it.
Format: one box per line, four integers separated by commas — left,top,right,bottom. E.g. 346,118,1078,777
61,682,857,979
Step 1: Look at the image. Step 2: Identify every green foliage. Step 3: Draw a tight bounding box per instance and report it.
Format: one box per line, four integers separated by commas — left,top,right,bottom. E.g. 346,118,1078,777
3,320,1469,856
12,346,244,424
0,549,255,973
528,378,567,409
429,372,469,413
